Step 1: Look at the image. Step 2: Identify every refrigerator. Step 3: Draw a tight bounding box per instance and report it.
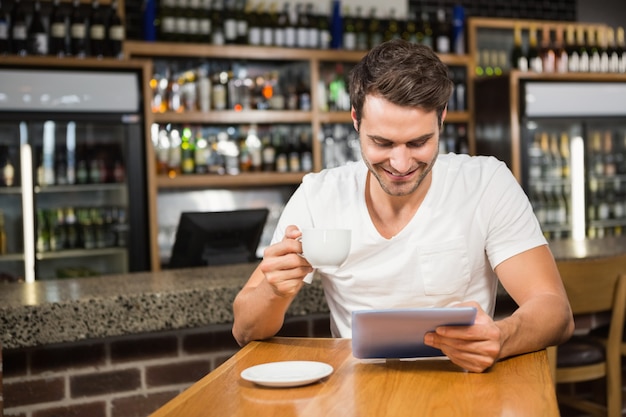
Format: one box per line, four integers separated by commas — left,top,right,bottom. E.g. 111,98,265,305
0,64,151,283
475,76,626,241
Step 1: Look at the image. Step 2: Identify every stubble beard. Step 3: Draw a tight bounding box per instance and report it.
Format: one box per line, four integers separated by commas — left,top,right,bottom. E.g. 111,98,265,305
363,151,438,197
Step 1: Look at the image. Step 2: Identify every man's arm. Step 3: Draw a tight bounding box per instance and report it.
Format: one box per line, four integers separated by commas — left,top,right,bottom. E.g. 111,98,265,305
424,245,574,372
232,226,313,346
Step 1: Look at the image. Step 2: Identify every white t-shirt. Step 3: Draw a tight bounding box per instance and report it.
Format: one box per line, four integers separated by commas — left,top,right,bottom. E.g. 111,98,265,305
272,154,547,338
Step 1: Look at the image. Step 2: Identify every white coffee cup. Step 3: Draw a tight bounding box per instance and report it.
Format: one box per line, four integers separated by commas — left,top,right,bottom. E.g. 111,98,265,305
300,228,351,268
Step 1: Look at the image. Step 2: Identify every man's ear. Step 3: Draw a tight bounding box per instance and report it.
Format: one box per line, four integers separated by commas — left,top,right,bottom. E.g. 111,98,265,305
441,106,448,128
351,107,359,132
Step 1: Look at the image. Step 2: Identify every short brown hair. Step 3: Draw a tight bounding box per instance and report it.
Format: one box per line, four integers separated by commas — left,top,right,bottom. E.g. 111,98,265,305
349,39,454,130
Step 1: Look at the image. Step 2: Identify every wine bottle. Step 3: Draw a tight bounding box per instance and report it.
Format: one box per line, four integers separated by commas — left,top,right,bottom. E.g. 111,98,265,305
576,26,589,72
317,5,330,49
527,25,542,72
597,27,609,73
246,1,260,46
223,0,237,44
197,0,211,43
10,0,28,55
234,0,247,44
402,11,418,44
173,0,189,42
354,6,368,50
210,0,224,45
107,0,125,58
587,26,600,72
28,0,48,55
566,24,579,72
511,23,527,71
49,0,68,56
159,0,177,41
451,5,465,55
342,5,356,51
616,27,626,73
434,7,450,54
283,2,296,48
606,27,619,73
554,25,568,73
366,7,381,49
186,0,201,42
0,0,9,54
70,0,88,57
89,0,106,57
305,3,318,49
296,2,308,48
260,2,274,47
420,10,433,49
539,26,555,73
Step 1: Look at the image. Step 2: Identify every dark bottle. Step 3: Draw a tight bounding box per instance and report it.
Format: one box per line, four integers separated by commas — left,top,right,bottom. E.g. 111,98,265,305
511,23,527,71
342,6,355,50
210,0,224,45
107,0,125,58
0,0,9,54
89,0,106,57
223,0,237,44
10,0,28,55
576,26,589,72
565,24,579,72
159,0,177,41
554,25,568,73
383,8,400,43
246,1,261,45
70,0,89,57
234,0,247,44
366,7,381,49
28,0,48,55
527,25,542,72
49,0,68,56
434,7,450,54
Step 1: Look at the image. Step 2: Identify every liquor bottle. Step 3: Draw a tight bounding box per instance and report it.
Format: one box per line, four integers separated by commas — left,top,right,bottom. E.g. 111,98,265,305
159,0,177,41
511,23,527,71
273,131,288,173
246,1,261,46
260,2,275,47
304,3,318,48
566,24,579,72
617,27,626,73
527,25,542,72
235,0,247,44
606,27,620,73
420,11,433,49
36,209,50,253
383,8,401,43
107,0,125,58
173,0,189,42
317,4,330,49
597,27,609,73
49,0,68,56
0,0,9,54
354,6,368,50
1,152,14,186
70,0,88,57
10,0,28,55
186,0,201,42
434,7,450,54
559,132,570,179
451,5,465,55
575,26,589,72
28,0,48,55
283,2,296,48
167,128,182,177
554,25,568,73
539,26,555,73
342,6,356,51
223,0,237,44
329,0,342,49
194,130,209,174
198,0,211,43
89,0,106,57
261,134,275,172
603,130,616,177
587,26,601,73
210,0,224,45
366,7,381,49
296,2,308,48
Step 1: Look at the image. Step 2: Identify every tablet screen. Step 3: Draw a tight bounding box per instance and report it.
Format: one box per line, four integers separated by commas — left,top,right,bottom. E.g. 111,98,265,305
351,307,477,359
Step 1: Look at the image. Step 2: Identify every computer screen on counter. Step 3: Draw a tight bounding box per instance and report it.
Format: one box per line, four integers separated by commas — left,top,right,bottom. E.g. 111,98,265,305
168,208,269,268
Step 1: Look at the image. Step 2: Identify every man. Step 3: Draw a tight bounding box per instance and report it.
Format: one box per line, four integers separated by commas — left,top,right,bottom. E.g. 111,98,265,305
232,39,574,373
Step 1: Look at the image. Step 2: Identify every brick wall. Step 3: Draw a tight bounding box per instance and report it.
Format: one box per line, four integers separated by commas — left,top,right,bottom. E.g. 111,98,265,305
1,313,331,417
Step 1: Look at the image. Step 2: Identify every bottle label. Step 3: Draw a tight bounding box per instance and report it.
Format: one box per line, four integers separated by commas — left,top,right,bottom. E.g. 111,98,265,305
274,28,285,47
188,19,199,35
71,24,86,39
33,33,48,54
285,27,296,47
199,18,211,35
0,22,7,39
90,24,105,40
224,19,237,41
51,22,67,38
175,17,187,34
13,25,27,40
109,25,125,41
161,17,176,34
343,33,356,51
262,27,273,46
436,37,450,54
248,27,261,45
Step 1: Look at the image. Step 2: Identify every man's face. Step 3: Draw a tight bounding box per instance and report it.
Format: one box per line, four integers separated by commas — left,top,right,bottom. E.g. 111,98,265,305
352,96,443,197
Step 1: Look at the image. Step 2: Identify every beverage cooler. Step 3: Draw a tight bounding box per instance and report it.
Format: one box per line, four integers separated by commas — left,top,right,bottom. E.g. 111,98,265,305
0,64,151,282
475,76,626,241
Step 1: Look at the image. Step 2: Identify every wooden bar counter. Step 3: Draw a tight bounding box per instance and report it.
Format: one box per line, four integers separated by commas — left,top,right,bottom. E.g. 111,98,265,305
150,337,559,417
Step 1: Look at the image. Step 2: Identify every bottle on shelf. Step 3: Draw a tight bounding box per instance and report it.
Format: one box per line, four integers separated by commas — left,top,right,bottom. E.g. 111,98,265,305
261,2,276,47
186,0,201,43
49,0,68,57
70,0,88,57
89,0,106,57
606,27,620,73
173,0,189,43
317,3,330,49
539,26,555,73
0,209,7,255
575,25,589,72
296,2,309,49
329,0,342,49
554,25,568,73
342,5,356,51
159,0,177,41
434,6,450,54
28,0,48,55
10,0,28,55
511,23,527,71
354,6,368,50
565,24,579,72
223,0,237,44
616,27,626,73
587,26,601,73
527,25,542,72
210,0,225,45
451,5,465,55
305,3,319,49
366,7,382,49
1,150,15,187
0,0,9,54
107,0,125,58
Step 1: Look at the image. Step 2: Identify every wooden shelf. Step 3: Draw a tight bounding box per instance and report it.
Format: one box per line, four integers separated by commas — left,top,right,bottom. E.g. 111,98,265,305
153,110,313,125
156,172,306,189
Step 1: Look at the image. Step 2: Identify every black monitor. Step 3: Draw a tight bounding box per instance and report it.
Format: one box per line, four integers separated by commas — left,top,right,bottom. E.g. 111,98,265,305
168,208,269,268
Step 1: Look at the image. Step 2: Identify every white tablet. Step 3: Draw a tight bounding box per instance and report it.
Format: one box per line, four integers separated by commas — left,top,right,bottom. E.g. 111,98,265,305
351,307,478,359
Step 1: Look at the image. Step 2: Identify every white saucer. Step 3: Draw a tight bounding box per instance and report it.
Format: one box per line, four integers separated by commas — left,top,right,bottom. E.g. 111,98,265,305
240,361,334,388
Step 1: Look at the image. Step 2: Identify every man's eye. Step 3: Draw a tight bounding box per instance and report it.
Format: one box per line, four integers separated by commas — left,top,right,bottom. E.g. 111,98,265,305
407,141,427,148
374,141,393,148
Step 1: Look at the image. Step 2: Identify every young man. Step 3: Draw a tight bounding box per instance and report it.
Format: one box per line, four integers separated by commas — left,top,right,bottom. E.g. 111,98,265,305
232,39,574,372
